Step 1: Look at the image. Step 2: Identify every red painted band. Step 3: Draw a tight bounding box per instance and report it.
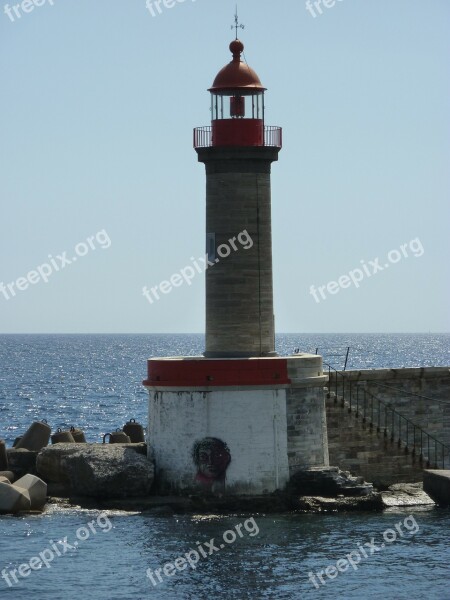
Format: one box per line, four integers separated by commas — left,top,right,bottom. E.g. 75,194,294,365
143,358,290,387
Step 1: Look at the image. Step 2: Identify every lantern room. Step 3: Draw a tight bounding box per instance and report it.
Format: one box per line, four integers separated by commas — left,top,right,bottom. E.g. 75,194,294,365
208,39,265,147
193,38,282,149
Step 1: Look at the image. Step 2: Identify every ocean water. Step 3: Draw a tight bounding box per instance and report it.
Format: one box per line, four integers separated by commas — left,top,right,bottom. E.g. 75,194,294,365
0,333,449,600
0,333,448,446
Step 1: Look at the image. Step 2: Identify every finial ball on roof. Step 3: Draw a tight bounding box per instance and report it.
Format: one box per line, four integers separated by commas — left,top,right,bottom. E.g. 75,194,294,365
230,39,244,58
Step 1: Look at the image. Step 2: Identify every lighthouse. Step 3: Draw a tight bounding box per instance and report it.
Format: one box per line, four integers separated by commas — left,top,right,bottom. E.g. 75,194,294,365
144,24,329,496
194,36,281,358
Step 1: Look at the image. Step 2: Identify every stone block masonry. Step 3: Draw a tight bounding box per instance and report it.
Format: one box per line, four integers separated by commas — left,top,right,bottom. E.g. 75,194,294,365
287,386,329,476
196,146,280,358
423,469,450,506
326,367,450,487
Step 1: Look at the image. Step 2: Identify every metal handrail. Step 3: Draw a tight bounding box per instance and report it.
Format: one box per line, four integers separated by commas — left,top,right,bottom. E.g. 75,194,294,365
325,363,348,401
193,126,212,148
316,347,350,370
355,385,450,469
193,125,282,149
264,126,283,148
325,363,450,469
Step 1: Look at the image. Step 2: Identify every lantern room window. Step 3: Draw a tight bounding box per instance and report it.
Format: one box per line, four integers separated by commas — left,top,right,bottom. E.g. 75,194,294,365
211,91,265,121
230,95,245,118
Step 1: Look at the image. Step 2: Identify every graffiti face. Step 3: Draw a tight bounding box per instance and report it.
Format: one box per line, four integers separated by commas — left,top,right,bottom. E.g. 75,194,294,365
197,443,230,478
192,437,231,490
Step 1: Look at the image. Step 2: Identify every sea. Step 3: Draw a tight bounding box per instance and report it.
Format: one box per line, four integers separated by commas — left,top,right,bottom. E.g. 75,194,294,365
0,333,449,600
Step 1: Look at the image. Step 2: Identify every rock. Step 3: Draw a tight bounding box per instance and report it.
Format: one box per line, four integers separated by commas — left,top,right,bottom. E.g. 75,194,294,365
381,482,435,507
36,443,154,499
7,449,39,478
14,474,47,511
0,481,31,514
288,466,374,497
47,482,72,497
36,445,80,485
295,494,383,512
0,471,14,483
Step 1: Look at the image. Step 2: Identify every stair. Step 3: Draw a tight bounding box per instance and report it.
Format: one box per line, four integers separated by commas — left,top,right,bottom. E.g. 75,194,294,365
326,391,425,488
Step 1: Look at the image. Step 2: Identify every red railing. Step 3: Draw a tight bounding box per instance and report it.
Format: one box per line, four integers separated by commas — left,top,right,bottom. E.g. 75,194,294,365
193,126,282,149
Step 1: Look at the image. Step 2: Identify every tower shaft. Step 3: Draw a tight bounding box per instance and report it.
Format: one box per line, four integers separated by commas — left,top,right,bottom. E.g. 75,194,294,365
197,146,280,357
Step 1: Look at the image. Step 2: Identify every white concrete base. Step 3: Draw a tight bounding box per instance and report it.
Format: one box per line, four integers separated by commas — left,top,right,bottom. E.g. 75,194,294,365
149,388,289,495
145,354,329,496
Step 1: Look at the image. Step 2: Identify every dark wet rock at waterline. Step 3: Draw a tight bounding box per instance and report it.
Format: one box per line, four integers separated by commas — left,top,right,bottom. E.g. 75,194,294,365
287,466,374,498
7,449,39,478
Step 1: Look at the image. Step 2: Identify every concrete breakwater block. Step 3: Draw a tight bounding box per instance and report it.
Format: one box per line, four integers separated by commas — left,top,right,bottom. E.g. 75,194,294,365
14,474,47,511
0,439,8,471
0,471,15,483
51,429,76,444
69,427,86,443
37,443,154,499
423,470,450,507
0,481,31,514
15,421,51,452
123,419,145,443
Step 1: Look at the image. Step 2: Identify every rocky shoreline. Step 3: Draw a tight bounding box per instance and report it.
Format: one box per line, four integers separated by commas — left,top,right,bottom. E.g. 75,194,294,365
1,440,443,516
46,485,437,515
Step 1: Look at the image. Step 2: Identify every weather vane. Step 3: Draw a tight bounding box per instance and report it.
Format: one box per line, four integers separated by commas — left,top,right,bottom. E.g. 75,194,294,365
232,6,245,40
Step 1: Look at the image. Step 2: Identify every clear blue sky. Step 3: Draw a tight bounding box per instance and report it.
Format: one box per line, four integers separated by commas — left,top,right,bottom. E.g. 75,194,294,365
1,0,449,333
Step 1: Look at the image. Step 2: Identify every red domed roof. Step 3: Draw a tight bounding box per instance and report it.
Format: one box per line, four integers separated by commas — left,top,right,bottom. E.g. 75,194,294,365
209,40,266,92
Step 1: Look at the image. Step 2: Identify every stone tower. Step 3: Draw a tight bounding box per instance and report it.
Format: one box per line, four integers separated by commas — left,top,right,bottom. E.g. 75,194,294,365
144,34,329,497
194,39,282,358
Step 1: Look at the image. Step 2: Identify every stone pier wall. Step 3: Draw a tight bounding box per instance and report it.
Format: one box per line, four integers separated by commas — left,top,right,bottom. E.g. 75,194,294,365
326,367,450,487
